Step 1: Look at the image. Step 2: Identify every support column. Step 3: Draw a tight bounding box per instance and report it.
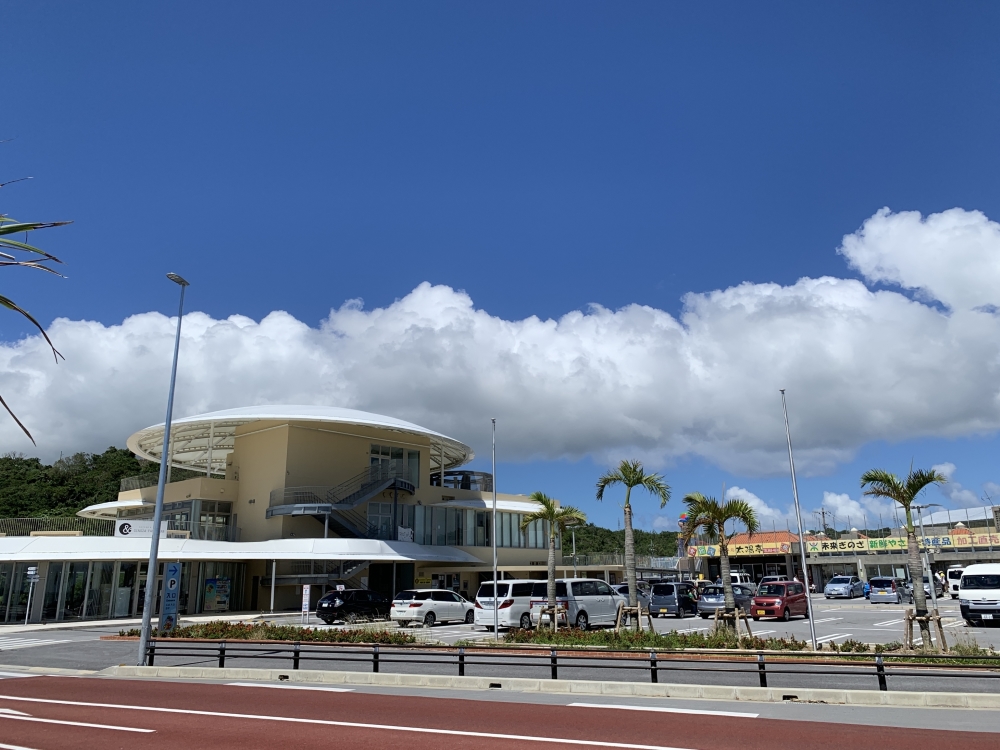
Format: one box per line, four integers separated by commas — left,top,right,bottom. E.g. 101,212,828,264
205,421,215,477
269,560,276,614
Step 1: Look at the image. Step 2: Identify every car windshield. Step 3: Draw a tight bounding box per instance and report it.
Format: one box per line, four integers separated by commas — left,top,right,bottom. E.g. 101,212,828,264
948,569,964,579
531,582,568,598
962,575,1000,589
650,584,674,596
829,577,851,584
476,583,510,598
757,584,786,596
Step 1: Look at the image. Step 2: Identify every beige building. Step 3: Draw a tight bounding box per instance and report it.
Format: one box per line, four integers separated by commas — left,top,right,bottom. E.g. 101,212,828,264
0,406,559,623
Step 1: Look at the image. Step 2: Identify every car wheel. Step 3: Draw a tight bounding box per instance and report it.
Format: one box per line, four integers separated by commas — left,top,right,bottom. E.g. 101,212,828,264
576,612,589,631
700,614,710,619
520,613,532,629
781,608,791,622
965,619,975,627
423,611,436,628
465,610,474,624
752,616,760,621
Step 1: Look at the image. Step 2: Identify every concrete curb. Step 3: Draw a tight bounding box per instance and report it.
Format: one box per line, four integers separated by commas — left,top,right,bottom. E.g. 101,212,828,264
102,666,999,709
0,664,97,676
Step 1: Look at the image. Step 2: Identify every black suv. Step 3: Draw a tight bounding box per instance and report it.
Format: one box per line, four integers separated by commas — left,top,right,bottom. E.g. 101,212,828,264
316,589,390,624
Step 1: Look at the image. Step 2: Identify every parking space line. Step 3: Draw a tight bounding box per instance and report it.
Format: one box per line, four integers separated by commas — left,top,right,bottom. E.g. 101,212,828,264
873,619,904,627
568,703,758,718
810,617,843,624
815,634,851,644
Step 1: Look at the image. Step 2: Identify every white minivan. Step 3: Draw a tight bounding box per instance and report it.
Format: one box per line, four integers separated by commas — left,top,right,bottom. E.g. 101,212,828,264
959,564,1000,625
529,578,624,630
474,579,536,630
947,566,965,599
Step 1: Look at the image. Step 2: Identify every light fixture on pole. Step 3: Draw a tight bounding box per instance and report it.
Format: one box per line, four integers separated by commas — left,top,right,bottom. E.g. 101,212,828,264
913,503,942,612
780,389,818,651
137,273,189,666
491,418,499,640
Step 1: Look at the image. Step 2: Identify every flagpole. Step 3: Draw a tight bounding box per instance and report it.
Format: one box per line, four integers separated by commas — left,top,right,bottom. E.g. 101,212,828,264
492,418,499,640
780,389,818,650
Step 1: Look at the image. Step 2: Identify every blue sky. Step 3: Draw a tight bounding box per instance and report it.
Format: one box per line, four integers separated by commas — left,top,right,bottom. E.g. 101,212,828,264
4,3,1000,532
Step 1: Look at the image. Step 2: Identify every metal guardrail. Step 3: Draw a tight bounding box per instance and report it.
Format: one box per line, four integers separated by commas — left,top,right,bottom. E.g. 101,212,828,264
143,640,1000,692
0,517,115,537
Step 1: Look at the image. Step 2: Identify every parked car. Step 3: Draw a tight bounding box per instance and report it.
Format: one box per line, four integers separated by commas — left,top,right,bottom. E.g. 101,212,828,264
613,584,651,610
947,566,965,599
697,584,754,618
316,589,390,624
868,577,912,604
729,572,756,592
751,581,809,621
922,575,945,599
758,575,789,586
959,563,1000,625
474,579,536,630
390,589,474,628
649,581,698,618
529,578,623,630
824,575,865,599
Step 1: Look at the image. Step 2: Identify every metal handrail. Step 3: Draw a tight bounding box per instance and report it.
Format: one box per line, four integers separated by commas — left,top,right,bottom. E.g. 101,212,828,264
0,517,115,537
143,639,1000,692
269,463,416,511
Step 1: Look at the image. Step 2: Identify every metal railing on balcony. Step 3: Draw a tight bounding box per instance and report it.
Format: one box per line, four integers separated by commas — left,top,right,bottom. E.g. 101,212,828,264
430,470,494,492
560,554,680,570
119,474,162,492
0,517,115,537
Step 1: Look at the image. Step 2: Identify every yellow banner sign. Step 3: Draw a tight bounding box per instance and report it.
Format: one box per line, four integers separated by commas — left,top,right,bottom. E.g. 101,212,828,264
688,542,791,558
688,534,1000,557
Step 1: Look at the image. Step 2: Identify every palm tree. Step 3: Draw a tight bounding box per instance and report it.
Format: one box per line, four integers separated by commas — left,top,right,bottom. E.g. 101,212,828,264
0,213,70,444
861,467,947,647
595,460,670,612
520,492,587,630
680,492,759,621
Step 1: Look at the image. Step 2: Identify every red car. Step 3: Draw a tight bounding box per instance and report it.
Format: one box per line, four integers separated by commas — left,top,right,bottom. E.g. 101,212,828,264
751,581,809,621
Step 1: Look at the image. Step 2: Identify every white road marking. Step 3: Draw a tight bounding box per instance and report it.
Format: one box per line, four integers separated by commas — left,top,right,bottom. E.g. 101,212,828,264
0,743,42,750
0,711,154,733
943,620,967,628
568,703,758,718
226,682,353,693
0,638,72,652
0,673,37,680
815,633,852,644
0,694,697,750
674,627,709,634
810,618,843,624
752,630,776,636
0,708,29,716
873,619,904,627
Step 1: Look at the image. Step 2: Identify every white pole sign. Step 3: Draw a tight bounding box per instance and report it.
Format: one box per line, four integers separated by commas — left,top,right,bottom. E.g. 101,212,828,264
301,584,311,625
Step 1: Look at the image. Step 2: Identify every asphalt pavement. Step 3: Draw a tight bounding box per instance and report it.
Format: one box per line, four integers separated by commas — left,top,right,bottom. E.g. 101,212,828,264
0,675,997,750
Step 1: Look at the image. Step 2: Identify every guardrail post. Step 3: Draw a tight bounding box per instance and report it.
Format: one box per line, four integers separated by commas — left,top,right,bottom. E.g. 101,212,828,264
757,653,766,688
458,647,465,677
876,655,887,691
550,648,558,680
148,639,156,667
293,641,301,670
219,640,226,669
649,650,658,683
373,644,380,673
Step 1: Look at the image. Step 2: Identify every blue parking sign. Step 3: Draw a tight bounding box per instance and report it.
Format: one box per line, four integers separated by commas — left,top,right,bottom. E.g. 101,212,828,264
158,562,182,633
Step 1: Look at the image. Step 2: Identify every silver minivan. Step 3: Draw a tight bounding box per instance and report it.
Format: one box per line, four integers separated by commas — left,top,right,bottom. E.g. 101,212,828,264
529,578,623,630
649,581,697,618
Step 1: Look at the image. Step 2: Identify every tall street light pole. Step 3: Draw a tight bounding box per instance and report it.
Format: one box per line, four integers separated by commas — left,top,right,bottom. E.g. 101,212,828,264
780,389,818,651
137,273,189,666
491,418,499,640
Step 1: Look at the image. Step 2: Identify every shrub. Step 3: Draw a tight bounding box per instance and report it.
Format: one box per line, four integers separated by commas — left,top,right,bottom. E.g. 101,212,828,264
502,627,810,651
118,621,415,644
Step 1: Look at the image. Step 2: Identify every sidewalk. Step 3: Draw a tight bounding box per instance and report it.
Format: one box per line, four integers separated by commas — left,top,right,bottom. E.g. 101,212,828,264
0,610,282,635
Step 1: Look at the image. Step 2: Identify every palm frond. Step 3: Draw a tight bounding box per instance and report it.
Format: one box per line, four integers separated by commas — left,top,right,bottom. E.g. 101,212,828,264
905,468,948,500
0,294,63,362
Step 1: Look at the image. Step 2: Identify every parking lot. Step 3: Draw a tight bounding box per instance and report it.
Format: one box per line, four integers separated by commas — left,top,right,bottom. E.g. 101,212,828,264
271,594,998,649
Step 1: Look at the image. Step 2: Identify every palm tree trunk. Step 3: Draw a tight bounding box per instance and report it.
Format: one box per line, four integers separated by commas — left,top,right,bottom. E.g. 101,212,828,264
623,499,639,630
548,525,557,631
905,507,932,646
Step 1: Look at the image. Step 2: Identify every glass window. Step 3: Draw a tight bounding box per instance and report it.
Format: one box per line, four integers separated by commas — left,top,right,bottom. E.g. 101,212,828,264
407,450,420,487
595,582,612,595
512,583,534,597
532,582,568,598
431,590,451,601
41,562,65,621
651,584,674,596
433,507,446,546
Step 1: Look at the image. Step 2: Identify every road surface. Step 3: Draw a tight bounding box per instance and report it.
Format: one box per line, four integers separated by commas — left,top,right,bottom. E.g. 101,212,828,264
0,674,997,749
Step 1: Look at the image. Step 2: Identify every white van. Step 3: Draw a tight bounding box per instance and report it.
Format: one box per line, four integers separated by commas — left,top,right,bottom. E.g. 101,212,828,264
959,563,1000,625
529,578,624,630
947,565,965,599
474,579,536,630
731,572,755,592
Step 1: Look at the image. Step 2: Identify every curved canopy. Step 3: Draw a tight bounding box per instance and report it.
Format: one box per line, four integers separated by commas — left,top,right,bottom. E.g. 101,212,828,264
126,405,474,476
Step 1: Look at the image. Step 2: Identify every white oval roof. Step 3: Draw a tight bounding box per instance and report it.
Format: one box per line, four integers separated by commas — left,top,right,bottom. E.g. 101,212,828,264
126,405,473,475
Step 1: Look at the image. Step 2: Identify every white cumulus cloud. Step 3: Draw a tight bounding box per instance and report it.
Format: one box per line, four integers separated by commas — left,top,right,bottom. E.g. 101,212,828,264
4,207,1000,476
